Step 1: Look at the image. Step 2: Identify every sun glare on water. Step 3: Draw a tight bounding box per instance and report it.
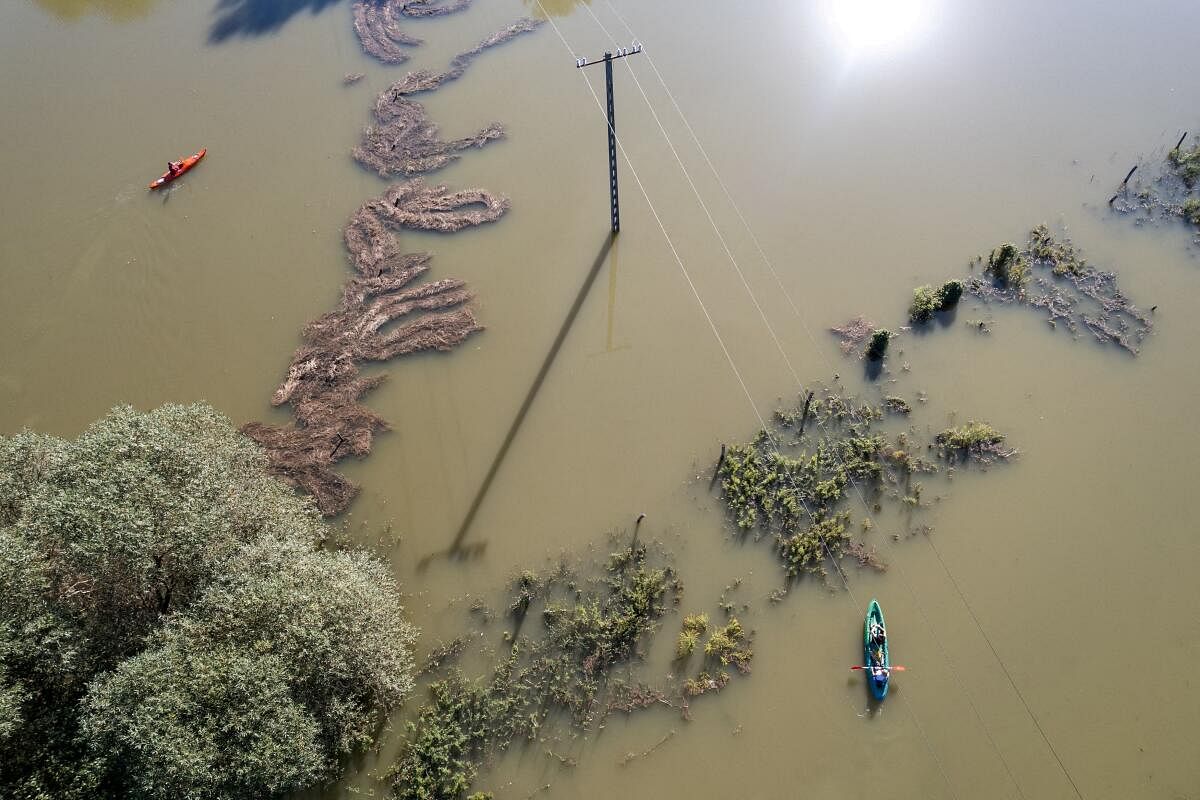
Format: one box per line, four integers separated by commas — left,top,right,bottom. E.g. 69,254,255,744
825,0,936,57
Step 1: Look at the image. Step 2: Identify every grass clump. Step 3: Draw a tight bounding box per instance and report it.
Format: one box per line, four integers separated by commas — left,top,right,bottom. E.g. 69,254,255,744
676,614,709,658
1029,224,1086,276
1183,197,1200,226
934,422,1013,463
703,618,753,673
985,243,1029,288
777,513,851,577
1169,142,1200,185
884,396,912,414
864,329,893,360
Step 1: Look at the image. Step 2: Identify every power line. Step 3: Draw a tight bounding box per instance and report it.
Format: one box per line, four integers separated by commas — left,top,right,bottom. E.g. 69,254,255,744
591,4,1083,797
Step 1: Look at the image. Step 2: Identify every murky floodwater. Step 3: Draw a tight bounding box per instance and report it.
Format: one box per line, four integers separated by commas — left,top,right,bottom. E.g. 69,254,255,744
3,0,1200,797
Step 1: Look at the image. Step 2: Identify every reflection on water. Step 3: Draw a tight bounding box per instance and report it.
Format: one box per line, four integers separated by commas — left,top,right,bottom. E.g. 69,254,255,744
209,0,342,42
33,0,156,21
524,0,590,19
822,0,938,57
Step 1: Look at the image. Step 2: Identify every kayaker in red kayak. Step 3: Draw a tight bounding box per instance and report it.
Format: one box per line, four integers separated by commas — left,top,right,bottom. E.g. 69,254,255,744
149,149,205,189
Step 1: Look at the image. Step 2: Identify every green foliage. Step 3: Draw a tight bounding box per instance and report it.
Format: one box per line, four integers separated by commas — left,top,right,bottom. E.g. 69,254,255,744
883,396,912,414
939,279,964,308
864,329,892,360
909,285,941,323
676,613,708,658
391,673,494,800
910,281,963,323
986,243,1029,287
391,545,681,800
935,422,1012,463
703,618,752,672
1183,197,1200,226
80,643,324,800
1169,142,1200,185
1028,225,1086,276
0,405,416,800
777,513,851,577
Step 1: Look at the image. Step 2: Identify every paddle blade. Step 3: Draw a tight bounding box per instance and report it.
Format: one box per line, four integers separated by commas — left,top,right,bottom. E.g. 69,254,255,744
850,665,906,671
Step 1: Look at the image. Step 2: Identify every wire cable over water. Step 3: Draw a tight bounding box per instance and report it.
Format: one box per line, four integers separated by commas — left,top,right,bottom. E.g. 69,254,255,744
590,4,1083,797
530,2,960,796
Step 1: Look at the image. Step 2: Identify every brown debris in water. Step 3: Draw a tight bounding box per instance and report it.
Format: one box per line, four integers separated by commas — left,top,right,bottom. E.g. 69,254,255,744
247,180,505,514
389,18,544,96
355,94,503,177
352,0,476,64
1109,132,1200,243
244,248,484,515
345,179,509,273
830,316,875,354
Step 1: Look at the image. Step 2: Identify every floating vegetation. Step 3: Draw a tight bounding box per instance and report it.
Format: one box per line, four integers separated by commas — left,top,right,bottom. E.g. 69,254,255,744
676,613,708,658
1110,131,1200,241
243,249,483,514
387,18,543,97
715,390,924,578
387,542,746,800
353,0,476,64
702,618,753,673
934,422,1015,464
864,329,893,361
355,94,505,178
713,389,1016,578
830,315,875,354
908,280,962,323
966,226,1152,354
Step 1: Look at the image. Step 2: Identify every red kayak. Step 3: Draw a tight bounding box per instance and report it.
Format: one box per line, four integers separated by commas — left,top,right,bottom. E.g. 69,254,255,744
149,148,206,189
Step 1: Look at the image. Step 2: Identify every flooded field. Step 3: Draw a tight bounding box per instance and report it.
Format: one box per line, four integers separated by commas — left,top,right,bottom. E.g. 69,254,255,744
2,0,1199,797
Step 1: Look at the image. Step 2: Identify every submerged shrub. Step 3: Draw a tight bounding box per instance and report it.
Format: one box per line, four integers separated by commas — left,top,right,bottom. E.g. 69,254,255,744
910,281,964,323
934,422,1013,463
939,279,963,307
864,329,893,360
1169,142,1200,185
1183,197,1200,226
703,618,752,673
986,243,1029,287
676,614,709,658
777,513,851,577
909,286,941,323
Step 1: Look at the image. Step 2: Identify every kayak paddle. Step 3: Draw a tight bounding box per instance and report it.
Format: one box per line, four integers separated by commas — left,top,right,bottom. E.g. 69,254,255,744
851,665,906,671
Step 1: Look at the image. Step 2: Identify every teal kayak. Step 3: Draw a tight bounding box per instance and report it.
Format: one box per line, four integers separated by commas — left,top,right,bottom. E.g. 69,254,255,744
863,598,890,700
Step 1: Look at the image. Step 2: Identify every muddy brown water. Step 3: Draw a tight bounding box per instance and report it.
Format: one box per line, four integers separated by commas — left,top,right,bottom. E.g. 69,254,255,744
3,1,1200,797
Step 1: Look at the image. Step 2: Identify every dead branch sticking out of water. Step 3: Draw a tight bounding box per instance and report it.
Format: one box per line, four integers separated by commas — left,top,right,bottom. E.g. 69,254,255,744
966,225,1152,354
355,93,504,177
352,0,476,64
388,18,544,96
1110,132,1200,242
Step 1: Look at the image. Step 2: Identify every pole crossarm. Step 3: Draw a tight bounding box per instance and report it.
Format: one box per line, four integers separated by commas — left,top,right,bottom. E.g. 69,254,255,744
574,44,642,232
575,43,642,69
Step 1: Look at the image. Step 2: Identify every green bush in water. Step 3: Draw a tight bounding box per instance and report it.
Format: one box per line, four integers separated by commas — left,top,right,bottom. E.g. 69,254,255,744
939,279,963,308
776,513,851,577
1169,142,1200,185
1183,197,1200,226
864,329,892,360
986,243,1029,288
908,286,940,323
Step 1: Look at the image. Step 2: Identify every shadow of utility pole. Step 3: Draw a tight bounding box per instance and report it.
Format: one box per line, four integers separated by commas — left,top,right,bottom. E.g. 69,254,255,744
417,232,617,571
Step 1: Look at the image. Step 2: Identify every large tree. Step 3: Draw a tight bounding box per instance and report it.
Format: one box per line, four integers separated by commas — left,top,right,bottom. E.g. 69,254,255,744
0,405,416,799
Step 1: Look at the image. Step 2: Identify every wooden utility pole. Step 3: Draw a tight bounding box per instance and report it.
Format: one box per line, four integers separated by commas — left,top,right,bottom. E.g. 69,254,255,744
576,43,642,233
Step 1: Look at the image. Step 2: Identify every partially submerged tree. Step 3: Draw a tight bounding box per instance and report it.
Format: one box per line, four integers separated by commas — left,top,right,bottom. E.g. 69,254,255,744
0,404,417,800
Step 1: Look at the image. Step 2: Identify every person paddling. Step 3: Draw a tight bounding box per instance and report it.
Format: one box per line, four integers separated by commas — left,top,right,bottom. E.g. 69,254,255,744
167,160,182,176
